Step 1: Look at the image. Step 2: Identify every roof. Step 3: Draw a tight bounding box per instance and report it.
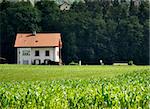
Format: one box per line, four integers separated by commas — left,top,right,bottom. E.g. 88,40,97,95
14,33,62,47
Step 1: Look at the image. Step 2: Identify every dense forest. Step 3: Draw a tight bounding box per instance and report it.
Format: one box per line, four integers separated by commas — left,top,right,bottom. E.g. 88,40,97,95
0,0,149,65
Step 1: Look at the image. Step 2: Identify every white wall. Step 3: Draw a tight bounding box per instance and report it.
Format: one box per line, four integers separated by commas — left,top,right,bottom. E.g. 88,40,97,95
31,47,56,64
54,47,60,62
17,48,31,64
17,47,60,64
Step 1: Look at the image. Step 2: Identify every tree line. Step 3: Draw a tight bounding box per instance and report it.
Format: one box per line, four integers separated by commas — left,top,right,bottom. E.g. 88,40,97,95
0,0,149,65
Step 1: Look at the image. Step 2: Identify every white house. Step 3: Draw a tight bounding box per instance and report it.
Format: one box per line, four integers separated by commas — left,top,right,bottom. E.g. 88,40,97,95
14,32,62,65
60,1,71,11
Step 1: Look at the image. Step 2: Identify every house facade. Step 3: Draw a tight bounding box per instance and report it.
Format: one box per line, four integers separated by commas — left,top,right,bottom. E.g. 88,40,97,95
14,33,62,65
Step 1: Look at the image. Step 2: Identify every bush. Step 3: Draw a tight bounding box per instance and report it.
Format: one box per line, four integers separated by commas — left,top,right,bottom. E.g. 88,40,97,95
69,61,79,65
128,60,134,65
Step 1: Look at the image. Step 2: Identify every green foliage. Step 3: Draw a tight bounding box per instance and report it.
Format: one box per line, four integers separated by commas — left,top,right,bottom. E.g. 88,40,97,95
69,61,79,65
6,2,41,32
116,16,143,64
0,67,149,108
128,60,134,65
0,0,149,64
35,1,60,32
0,64,149,80
0,1,41,63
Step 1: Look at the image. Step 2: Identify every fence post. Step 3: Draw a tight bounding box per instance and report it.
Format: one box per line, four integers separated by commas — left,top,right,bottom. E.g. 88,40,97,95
79,60,81,66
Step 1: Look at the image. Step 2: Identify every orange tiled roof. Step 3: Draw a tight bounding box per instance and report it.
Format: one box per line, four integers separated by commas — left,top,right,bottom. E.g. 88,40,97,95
14,33,62,47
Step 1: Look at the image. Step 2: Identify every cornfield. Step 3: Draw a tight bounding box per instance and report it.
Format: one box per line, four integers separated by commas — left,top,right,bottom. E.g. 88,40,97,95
0,69,149,108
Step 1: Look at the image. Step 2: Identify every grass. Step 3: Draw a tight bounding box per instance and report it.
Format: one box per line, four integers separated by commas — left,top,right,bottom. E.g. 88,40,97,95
0,64,149,81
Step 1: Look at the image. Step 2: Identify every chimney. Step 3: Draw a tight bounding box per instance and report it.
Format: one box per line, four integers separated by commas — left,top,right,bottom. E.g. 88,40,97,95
32,31,36,36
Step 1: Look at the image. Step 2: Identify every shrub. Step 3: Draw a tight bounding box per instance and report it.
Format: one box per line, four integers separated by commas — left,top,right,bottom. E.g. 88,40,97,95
69,61,79,65
128,60,134,65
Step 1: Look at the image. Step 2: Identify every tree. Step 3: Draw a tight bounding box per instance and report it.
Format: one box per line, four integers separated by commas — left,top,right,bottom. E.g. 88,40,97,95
103,19,118,63
106,0,129,22
142,19,150,65
0,0,11,11
6,2,41,32
116,16,143,64
0,1,41,63
36,1,60,32
62,32,78,64
138,0,149,24
138,0,149,64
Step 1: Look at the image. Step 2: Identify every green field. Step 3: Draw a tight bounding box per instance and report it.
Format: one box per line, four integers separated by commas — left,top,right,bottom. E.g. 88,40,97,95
0,64,149,81
0,65,150,108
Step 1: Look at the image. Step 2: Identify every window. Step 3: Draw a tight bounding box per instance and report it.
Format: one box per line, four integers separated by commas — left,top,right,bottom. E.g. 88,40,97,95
23,60,29,64
45,50,49,56
35,50,39,56
22,50,30,56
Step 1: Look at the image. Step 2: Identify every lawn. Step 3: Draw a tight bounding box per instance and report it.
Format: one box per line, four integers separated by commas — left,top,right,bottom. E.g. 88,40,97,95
0,64,149,81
